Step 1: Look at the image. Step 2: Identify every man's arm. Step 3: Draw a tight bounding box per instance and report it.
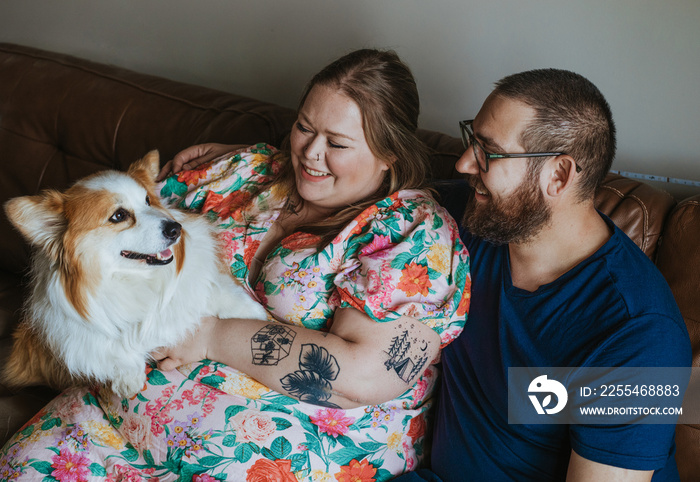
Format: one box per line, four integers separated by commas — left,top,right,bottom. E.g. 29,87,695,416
566,450,653,482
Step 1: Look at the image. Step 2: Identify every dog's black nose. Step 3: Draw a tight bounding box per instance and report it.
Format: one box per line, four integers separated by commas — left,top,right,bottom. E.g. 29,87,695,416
162,220,182,241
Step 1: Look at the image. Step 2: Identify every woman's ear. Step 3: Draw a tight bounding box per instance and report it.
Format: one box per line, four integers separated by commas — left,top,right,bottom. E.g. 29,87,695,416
545,155,578,197
381,154,396,172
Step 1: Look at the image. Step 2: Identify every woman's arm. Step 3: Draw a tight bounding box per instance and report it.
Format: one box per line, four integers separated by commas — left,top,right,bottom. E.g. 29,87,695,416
155,307,441,408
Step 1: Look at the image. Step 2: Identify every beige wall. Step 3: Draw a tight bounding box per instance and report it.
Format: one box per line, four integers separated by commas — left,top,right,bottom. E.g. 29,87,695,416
1,0,699,196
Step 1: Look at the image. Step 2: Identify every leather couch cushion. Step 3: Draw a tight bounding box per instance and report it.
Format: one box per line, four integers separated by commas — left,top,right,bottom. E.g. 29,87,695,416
657,196,700,364
636,196,700,481
594,174,677,260
0,270,58,445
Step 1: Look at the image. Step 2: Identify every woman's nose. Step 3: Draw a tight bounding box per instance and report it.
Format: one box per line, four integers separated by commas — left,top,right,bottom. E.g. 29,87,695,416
304,136,324,161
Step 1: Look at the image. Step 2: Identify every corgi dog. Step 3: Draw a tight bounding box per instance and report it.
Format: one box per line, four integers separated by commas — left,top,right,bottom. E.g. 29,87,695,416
3,151,267,397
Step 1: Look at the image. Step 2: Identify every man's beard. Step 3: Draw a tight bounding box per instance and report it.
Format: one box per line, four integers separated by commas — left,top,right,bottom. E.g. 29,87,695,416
461,172,552,245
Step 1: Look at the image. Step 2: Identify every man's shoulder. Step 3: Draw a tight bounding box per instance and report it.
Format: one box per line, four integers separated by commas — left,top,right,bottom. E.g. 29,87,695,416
599,224,681,317
574,224,690,366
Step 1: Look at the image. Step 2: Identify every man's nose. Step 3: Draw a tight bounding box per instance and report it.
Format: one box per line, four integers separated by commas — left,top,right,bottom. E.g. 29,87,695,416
455,147,479,175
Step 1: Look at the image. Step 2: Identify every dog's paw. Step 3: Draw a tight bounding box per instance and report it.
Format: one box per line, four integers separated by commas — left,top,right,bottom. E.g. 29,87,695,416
110,371,147,398
240,300,269,321
212,278,269,321
218,299,269,321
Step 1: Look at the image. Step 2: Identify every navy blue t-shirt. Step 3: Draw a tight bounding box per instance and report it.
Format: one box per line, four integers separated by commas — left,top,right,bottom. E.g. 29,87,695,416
424,214,691,481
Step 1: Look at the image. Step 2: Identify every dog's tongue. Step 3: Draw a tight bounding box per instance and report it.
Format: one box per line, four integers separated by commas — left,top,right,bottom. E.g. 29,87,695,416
157,248,173,260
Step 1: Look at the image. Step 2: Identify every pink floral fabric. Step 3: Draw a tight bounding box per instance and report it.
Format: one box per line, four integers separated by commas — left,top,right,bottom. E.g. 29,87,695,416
0,144,470,481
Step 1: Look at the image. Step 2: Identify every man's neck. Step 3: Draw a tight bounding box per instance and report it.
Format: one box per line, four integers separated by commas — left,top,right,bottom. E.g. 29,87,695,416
508,205,612,292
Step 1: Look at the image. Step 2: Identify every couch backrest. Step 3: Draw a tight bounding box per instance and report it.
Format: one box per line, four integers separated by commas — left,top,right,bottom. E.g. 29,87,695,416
656,198,700,480
657,199,700,362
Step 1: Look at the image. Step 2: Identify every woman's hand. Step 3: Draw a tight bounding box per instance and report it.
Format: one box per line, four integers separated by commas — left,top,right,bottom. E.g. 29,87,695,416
156,143,245,181
152,316,219,371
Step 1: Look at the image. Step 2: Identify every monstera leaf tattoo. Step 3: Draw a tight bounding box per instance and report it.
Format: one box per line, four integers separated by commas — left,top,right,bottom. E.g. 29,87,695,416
280,344,340,407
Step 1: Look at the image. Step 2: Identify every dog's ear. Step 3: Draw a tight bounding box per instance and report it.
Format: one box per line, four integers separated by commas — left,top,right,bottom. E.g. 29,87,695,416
128,150,160,184
4,191,66,249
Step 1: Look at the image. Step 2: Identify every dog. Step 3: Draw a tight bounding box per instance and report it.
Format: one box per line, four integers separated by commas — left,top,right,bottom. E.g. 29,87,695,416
3,150,268,397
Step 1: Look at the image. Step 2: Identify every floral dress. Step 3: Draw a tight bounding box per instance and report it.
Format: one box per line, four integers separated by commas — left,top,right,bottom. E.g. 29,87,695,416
0,144,470,482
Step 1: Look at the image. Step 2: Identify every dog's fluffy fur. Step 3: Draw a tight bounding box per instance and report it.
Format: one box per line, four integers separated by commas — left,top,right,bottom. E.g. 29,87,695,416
3,151,267,397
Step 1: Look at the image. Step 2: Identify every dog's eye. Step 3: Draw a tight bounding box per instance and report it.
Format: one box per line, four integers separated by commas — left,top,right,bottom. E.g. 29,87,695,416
109,208,130,223
145,195,151,206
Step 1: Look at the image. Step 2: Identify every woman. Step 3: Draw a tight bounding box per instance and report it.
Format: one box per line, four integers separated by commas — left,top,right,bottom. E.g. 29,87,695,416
1,49,470,481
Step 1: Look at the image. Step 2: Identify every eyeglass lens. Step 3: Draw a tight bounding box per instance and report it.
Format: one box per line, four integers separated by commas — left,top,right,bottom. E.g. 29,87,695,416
463,124,488,172
472,140,488,172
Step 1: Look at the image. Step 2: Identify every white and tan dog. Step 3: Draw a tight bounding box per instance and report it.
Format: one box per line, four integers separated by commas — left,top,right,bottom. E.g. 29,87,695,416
3,151,267,397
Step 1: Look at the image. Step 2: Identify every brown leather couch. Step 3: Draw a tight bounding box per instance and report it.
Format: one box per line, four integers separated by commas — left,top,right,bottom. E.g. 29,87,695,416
0,43,698,479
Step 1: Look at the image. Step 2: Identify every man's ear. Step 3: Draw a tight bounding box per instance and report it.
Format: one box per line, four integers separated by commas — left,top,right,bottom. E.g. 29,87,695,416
544,155,578,197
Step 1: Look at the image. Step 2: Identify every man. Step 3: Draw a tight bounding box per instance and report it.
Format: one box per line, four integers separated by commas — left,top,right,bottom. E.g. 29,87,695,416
402,69,691,480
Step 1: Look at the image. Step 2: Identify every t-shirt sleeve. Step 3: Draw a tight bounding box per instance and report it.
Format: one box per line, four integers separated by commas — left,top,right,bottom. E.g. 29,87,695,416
569,313,691,472
334,192,471,348
156,143,279,212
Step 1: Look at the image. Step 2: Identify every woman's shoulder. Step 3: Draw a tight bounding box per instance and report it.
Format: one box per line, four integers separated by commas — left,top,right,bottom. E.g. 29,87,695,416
333,188,471,337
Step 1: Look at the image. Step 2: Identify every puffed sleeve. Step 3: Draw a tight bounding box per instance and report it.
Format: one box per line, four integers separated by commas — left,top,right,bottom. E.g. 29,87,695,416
156,143,280,212
333,190,471,348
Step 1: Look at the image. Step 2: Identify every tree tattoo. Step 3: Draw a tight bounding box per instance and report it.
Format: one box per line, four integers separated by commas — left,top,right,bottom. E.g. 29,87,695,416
251,324,296,365
384,325,430,383
280,343,341,408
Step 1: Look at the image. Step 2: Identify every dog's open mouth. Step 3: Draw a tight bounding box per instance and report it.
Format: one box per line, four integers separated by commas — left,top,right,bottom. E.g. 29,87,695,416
120,248,174,265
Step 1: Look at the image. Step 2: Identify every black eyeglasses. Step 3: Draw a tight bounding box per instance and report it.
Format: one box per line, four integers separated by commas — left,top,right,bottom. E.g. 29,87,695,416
459,119,579,173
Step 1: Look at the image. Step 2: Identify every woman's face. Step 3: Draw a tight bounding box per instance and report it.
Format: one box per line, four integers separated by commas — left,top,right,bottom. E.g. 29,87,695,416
290,84,389,218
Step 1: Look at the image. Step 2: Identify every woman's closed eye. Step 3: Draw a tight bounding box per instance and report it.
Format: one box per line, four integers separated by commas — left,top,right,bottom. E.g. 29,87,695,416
328,139,347,149
296,122,347,149
295,122,312,134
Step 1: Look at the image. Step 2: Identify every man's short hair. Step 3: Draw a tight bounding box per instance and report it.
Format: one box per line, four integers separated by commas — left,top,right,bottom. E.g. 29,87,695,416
493,69,616,200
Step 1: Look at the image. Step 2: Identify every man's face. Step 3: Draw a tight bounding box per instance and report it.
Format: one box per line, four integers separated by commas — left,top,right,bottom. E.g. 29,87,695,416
457,95,552,244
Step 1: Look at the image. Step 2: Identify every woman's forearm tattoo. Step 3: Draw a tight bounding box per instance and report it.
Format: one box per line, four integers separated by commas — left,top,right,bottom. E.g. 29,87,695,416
251,324,341,407
251,324,297,366
280,344,341,408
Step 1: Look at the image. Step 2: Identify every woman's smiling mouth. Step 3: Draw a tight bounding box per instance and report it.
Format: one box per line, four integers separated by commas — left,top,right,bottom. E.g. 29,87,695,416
302,164,332,178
